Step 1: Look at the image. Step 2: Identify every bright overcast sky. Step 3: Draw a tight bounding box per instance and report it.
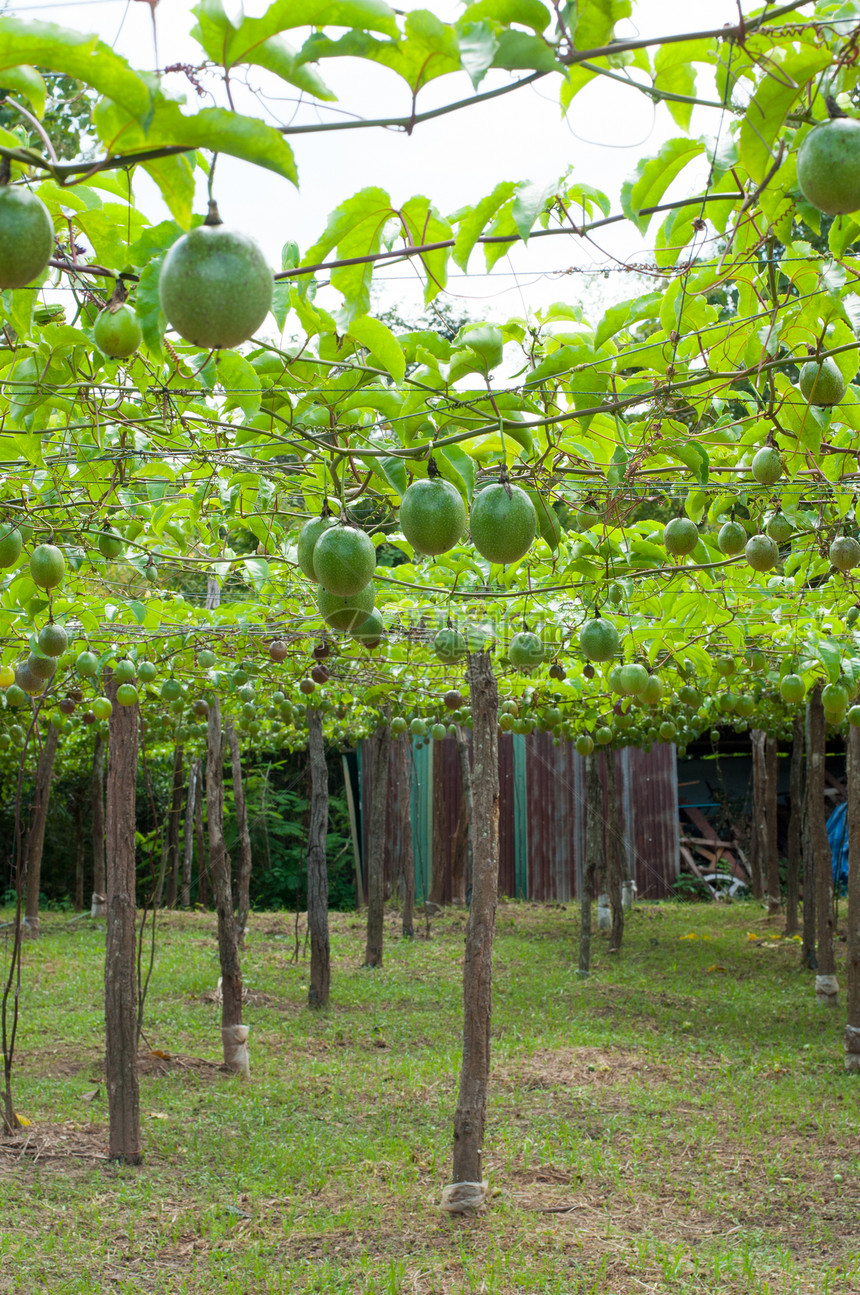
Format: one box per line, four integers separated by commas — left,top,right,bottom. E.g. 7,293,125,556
6,0,759,323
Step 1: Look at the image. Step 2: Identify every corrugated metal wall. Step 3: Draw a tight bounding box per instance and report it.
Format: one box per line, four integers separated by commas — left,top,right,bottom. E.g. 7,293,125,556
357,733,679,901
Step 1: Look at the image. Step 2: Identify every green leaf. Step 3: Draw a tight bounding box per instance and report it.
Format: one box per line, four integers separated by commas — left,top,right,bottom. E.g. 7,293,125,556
570,0,631,52
0,64,46,117
512,179,557,241
458,22,499,89
191,0,397,69
621,138,705,234
141,154,196,227
452,181,517,271
135,257,167,358
491,29,561,72
436,444,476,502
459,0,550,31
302,187,392,322
0,21,152,122
671,442,709,485
595,292,662,349
398,195,452,304
218,352,261,419
738,44,831,184
348,315,406,382
653,39,712,132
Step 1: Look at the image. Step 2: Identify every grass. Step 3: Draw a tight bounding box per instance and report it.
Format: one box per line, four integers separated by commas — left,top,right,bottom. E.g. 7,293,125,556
1,897,858,1294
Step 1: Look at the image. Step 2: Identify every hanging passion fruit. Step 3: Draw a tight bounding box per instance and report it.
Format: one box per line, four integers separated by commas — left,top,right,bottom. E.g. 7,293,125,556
0,186,54,289
797,117,860,216
399,475,466,556
158,203,273,349
470,481,536,564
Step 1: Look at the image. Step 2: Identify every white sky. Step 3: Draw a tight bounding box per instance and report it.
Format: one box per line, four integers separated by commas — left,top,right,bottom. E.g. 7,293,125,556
6,0,752,324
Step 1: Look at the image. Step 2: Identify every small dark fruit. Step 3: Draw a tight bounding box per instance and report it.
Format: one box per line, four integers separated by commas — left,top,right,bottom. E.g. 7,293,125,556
311,664,330,684
269,640,288,662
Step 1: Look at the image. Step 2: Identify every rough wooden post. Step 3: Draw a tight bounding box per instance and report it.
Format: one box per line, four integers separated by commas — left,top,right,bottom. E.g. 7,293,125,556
225,722,252,947
750,730,766,902
195,763,208,907
810,685,837,1004
306,708,330,1008
207,700,247,1074
180,758,199,909
22,724,60,935
363,723,390,969
104,673,142,1164
90,732,107,917
448,651,498,1201
578,753,602,976
765,735,781,915
845,726,860,1071
785,716,803,937
398,737,415,938
164,744,184,909
604,751,624,953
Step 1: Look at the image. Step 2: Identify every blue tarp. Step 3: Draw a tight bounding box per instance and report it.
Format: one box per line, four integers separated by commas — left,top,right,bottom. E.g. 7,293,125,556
827,802,849,890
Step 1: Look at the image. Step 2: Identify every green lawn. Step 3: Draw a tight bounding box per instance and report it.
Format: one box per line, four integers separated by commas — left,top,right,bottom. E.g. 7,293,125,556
1,898,857,1294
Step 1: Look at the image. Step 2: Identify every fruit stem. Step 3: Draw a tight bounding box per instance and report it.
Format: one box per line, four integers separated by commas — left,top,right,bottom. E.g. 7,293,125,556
427,455,440,479
107,279,128,312
204,200,223,228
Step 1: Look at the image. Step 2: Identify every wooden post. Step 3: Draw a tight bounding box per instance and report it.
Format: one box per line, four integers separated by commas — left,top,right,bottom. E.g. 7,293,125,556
207,700,247,1074
785,717,803,936
90,732,107,917
306,708,330,1008
104,674,142,1164
363,724,390,968
180,758,199,909
450,651,499,1191
23,724,60,934
342,754,364,909
845,727,860,1070
164,744,184,909
225,723,252,947
604,751,624,953
810,685,837,1004
749,730,766,901
579,753,602,976
765,735,781,915
396,736,415,938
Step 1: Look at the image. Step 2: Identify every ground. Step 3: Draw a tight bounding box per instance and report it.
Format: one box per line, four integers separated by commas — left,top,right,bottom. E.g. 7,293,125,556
0,898,857,1294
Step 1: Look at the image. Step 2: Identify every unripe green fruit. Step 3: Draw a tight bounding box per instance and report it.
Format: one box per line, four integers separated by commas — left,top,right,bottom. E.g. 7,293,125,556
848,705,860,727
434,628,467,663
641,674,663,704
94,304,142,359
822,682,849,711
114,660,135,684
116,683,138,707
596,726,613,745
0,526,22,569
158,220,273,349
717,520,746,556
138,661,157,684
751,446,783,486
98,527,124,560
745,534,779,572
579,617,620,663
409,718,427,737
5,684,27,707
618,662,648,695
0,187,54,289
663,517,698,556
30,543,65,589
297,515,337,581
391,716,408,735
830,536,860,571
160,677,182,701
714,656,736,677
766,513,793,544
313,525,376,597
508,631,545,670
659,721,676,742
316,583,375,633
399,477,466,556
470,482,536,564
735,695,755,719
780,673,805,704
797,118,860,215
431,723,447,740
76,650,99,677
92,697,113,720
575,734,594,756
679,686,701,707
38,623,67,657
197,649,216,669
353,609,384,647
799,357,845,407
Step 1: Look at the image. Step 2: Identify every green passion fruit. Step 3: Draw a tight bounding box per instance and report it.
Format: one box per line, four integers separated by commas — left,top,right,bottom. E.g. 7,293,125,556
30,543,65,589
797,117,860,216
717,520,747,556
399,477,466,556
313,525,376,597
745,534,779,572
316,583,375,633
663,517,698,556
579,617,620,663
297,515,338,581
799,357,846,407
0,187,54,290
750,446,783,487
508,631,545,670
98,527,124,560
0,526,22,569
618,662,648,695
830,536,860,571
434,628,467,663
780,673,806,704
37,622,67,657
158,215,273,350
94,303,143,359
766,512,793,544
469,482,536,565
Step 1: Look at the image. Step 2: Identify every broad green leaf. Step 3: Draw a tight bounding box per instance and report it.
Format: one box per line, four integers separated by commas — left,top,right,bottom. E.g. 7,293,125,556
594,292,662,349
349,315,406,382
0,21,151,122
459,0,550,31
570,0,631,52
135,257,167,358
491,30,562,72
399,195,452,304
0,64,46,117
218,351,262,418
653,39,712,132
142,154,196,227
738,44,831,185
302,187,392,321
621,137,705,234
458,22,499,88
512,179,558,241
191,0,397,69
452,181,517,270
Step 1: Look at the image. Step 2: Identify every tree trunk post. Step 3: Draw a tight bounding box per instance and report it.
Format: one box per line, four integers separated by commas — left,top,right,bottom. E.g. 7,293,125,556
180,758,199,910
604,751,624,953
90,732,107,917
448,651,499,1201
195,762,209,908
164,744,184,909
306,708,330,1008
74,793,85,913
226,723,253,947
578,752,602,977
104,673,142,1164
785,716,803,937
845,727,860,1070
207,701,248,1075
396,735,415,938
765,735,781,915
363,723,390,968
23,724,60,935
809,685,837,1004
750,730,766,902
